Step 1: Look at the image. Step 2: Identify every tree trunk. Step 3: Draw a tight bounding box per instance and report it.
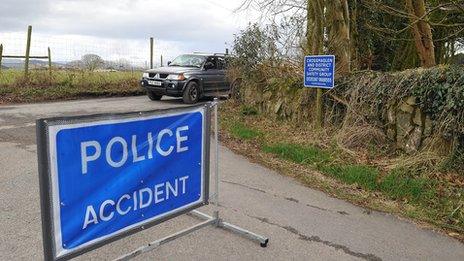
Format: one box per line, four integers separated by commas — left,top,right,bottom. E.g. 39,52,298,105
327,0,351,75
307,0,325,54
307,0,326,128
404,0,436,67
350,0,359,70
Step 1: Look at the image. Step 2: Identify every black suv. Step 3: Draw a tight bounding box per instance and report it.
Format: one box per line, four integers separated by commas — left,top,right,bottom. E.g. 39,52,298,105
140,53,232,104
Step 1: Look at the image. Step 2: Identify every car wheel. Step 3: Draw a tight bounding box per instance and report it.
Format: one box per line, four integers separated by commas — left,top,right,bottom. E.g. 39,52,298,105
230,80,242,101
183,81,200,104
147,91,162,101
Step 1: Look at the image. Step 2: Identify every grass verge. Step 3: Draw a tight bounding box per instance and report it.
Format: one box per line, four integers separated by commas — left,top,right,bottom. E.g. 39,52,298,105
0,69,144,104
230,122,262,140
219,101,464,241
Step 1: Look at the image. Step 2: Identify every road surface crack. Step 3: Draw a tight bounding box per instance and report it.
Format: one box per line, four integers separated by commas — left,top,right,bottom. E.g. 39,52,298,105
221,180,267,193
250,215,382,261
222,180,350,216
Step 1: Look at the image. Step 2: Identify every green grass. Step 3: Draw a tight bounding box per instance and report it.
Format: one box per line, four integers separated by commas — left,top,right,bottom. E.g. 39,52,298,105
260,143,438,204
379,169,436,204
321,164,380,191
0,69,140,85
263,143,331,166
230,122,262,140
0,69,143,103
221,102,463,236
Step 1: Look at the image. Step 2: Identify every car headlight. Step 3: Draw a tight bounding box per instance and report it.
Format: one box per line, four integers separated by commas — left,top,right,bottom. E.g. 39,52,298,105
166,74,186,81
142,72,149,78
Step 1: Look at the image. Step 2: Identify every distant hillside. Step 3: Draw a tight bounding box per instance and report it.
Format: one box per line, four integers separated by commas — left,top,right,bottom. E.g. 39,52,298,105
1,59,67,69
1,58,144,71
2,59,24,69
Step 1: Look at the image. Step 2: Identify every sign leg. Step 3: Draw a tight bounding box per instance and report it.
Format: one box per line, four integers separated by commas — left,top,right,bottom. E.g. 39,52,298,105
219,221,269,248
114,217,218,261
211,98,220,228
315,88,323,128
189,210,269,248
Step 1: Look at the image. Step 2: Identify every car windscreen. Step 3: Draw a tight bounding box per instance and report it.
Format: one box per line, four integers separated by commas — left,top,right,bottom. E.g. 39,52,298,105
169,55,206,68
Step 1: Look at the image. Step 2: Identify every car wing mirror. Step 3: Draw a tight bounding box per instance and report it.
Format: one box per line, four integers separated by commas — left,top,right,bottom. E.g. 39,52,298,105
167,61,171,66
204,62,214,70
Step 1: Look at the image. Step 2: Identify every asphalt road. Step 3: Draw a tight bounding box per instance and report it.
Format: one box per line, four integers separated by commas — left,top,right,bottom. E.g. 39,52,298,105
0,96,463,261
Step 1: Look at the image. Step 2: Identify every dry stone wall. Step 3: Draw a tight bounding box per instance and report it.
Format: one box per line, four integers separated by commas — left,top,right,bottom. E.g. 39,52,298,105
386,97,434,153
242,83,439,154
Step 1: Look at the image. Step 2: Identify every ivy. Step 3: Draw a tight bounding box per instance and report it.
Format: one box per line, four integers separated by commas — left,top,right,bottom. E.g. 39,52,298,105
336,65,464,140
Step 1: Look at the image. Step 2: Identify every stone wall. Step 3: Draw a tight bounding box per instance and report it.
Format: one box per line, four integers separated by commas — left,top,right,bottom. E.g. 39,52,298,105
242,80,314,123
386,97,434,154
242,82,442,154
238,66,464,156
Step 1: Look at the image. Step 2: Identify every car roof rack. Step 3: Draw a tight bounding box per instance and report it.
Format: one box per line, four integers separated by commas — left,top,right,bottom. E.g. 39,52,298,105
192,52,212,55
192,52,227,56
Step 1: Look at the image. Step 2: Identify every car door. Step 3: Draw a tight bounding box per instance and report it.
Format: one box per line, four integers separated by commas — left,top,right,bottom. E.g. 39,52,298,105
201,56,221,95
216,56,230,92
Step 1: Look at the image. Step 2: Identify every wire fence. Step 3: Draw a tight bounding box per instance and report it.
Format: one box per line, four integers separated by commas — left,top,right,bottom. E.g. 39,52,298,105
0,30,173,71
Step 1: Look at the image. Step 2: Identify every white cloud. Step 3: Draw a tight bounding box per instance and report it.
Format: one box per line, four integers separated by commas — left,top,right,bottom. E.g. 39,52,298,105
0,0,259,67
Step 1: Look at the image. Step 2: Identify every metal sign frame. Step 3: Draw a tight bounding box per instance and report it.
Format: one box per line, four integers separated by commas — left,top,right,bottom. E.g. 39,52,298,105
37,100,269,261
304,55,336,89
37,105,211,261
115,100,269,261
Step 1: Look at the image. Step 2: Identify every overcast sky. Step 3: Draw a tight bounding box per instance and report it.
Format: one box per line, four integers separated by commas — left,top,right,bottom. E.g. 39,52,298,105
0,0,258,66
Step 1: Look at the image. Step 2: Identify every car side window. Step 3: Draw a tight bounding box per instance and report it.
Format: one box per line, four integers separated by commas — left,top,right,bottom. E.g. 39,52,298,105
206,57,218,70
217,57,226,70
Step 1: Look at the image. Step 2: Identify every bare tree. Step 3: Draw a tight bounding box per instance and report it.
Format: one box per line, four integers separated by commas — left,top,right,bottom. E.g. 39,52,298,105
237,0,307,59
81,54,104,71
239,0,352,73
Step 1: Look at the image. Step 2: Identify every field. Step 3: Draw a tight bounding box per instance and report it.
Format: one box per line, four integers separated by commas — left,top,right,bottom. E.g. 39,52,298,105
0,69,144,104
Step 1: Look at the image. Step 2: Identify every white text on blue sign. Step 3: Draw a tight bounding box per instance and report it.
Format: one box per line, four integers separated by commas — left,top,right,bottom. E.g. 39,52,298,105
48,109,207,255
304,55,335,89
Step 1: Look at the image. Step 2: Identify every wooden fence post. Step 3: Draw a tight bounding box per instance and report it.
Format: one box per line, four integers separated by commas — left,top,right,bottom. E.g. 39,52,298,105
150,37,154,69
48,47,52,78
160,55,163,67
25,25,32,77
0,44,3,74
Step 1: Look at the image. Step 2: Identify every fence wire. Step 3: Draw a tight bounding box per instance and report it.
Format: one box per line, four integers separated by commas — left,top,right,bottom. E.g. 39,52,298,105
0,31,174,70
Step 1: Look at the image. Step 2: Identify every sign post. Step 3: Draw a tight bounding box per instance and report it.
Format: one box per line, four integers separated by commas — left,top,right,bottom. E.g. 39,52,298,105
37,102,268,261
304,55,335,128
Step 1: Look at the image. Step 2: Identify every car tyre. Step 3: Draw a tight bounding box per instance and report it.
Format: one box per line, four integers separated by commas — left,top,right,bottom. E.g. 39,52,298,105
183,81,200,104
229,79,242,101
147,91,162,101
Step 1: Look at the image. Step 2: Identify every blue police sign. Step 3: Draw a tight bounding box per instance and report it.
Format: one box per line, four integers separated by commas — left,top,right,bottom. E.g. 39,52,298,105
304,55,335,89
36,105,210,260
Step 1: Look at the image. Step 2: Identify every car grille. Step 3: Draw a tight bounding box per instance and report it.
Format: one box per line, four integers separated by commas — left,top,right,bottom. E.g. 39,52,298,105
148,73,169,79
